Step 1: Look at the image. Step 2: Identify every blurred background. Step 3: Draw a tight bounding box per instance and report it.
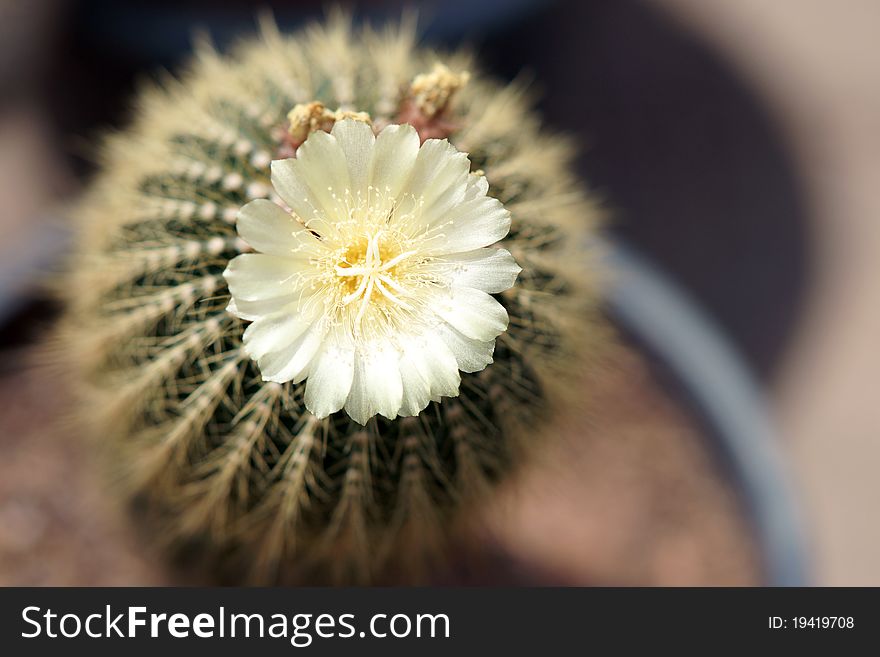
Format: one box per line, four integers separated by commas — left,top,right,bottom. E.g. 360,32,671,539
0,0,877,585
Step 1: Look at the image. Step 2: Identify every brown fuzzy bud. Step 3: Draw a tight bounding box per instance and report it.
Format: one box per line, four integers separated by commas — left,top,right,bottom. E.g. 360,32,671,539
409,63,471,118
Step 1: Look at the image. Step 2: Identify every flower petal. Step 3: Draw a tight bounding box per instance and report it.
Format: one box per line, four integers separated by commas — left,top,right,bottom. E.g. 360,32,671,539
223,253,309,301
270,131,351,237
436,247,521,294
398,331,461,415
434,322,496,373
369,123,420,199
227,296,302,322
270,159,328,233
400,138,470,229
303,334,356,418
424,190,511,254
345,340,403,424
397,359,431,417
434,286,509,341
331,119,375,199
257,320,326,384
291,130,351,220
236,199,316,257
242,311,313,360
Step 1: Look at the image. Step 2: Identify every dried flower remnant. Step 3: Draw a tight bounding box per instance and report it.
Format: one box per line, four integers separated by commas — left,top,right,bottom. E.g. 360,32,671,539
399,63,471,141
410,63,471,118
286,101,371,144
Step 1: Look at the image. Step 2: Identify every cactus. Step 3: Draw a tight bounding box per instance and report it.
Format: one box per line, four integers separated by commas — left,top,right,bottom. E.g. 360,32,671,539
58,12,602,583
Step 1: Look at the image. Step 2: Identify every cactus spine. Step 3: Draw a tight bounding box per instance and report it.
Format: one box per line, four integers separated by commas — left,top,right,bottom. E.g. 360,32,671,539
59,13,602,583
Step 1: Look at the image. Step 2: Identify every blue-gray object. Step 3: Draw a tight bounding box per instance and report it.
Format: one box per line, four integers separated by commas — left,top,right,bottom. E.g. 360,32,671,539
605,238,809,586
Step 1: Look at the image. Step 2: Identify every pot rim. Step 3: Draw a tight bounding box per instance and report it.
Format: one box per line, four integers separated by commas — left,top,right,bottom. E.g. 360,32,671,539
605,238,809,586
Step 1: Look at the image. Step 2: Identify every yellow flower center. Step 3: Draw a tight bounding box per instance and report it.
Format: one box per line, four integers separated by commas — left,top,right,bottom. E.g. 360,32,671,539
333,231,418,329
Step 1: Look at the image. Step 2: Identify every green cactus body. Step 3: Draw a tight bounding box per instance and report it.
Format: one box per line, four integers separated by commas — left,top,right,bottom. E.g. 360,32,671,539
61,13,601,583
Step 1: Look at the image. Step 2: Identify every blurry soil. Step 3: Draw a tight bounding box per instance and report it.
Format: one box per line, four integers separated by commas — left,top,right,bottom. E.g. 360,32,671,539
0,342,758,585
0,349,169,585
485,344,759,585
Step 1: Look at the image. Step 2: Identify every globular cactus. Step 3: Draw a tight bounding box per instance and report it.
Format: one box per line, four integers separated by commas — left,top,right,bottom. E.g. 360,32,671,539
59,12,602,583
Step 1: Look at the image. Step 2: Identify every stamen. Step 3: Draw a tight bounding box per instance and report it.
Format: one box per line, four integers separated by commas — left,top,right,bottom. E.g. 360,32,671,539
377,273,408,296
336,265,369,276
374,278,413,309
379,250,417,271
342,274,370,305
355,277,374,328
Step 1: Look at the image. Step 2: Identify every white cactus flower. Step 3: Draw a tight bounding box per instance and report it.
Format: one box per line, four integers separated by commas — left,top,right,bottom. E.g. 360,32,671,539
224,119,521,424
